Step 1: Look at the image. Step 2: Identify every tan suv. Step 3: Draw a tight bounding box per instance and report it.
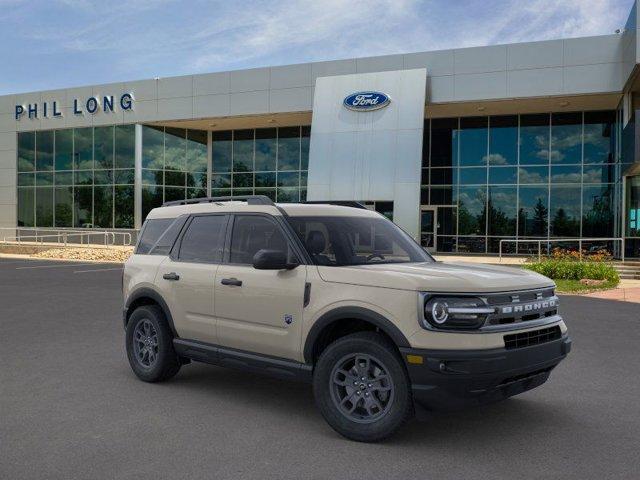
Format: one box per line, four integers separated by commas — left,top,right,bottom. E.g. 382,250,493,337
123,195,571,442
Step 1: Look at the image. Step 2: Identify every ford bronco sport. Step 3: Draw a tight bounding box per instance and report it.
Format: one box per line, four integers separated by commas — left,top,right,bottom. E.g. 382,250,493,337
123,195,571,442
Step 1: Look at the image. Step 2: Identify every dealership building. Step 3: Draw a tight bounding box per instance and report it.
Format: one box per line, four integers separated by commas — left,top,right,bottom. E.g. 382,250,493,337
2,5,640,257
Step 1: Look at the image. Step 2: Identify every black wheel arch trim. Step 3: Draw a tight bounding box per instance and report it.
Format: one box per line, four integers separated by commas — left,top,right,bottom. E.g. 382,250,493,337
303,306,411,364
124,287,178,337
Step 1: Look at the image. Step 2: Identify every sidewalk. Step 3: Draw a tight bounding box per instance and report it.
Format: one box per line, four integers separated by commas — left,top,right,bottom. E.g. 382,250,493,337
581,280,640,303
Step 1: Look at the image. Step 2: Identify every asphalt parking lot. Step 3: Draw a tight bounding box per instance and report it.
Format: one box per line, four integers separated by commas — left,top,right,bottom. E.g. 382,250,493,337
1,258,639,480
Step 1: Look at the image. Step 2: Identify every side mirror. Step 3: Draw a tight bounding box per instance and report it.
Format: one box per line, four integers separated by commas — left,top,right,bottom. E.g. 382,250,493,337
252,249,299,270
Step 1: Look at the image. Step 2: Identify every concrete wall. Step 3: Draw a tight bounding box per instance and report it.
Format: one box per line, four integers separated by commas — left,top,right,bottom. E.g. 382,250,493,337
307,69,426,238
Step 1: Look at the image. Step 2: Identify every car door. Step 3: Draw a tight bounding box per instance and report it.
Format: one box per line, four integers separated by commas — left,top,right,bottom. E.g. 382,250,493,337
156,214,229,344
214,214,307,361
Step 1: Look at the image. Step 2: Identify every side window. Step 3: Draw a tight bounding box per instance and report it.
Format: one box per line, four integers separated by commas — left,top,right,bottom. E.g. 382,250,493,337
149,216,188,255
229,216,291,265
136,218,173,254
177,215,227,263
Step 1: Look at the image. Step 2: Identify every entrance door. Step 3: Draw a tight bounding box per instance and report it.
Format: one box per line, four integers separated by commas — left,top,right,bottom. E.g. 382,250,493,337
420,207,437,252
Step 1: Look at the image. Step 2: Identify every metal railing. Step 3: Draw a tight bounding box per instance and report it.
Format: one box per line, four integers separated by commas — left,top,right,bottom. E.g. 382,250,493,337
0,228,133,248
499,238,625,262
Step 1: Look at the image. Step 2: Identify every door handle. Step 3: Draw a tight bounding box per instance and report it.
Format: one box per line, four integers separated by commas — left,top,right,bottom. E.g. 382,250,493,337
163,272,180,281
221,277,242,287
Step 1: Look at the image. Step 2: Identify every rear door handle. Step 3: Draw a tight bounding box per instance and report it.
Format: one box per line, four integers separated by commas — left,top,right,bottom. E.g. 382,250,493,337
163,272,180,281
221,277,242,287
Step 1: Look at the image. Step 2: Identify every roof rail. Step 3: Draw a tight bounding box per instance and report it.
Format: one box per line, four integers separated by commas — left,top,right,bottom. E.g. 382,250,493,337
162,195,275,207
303,200,368,210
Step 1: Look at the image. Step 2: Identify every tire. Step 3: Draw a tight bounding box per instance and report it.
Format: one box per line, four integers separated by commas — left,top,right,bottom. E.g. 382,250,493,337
313,331,413,442
125,305,181,383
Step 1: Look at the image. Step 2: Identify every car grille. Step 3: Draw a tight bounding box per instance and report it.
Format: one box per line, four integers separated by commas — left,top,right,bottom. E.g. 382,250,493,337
504,326,562,350
484,288,558,327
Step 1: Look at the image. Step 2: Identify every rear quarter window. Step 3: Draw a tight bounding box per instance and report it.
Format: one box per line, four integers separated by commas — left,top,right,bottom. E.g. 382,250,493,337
135,218,174,254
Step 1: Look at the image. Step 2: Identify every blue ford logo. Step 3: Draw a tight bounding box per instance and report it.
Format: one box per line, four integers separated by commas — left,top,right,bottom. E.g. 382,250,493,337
343,91,390,111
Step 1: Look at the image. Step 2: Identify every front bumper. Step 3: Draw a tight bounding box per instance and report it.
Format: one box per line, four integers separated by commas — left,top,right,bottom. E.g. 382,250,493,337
400,334,571,411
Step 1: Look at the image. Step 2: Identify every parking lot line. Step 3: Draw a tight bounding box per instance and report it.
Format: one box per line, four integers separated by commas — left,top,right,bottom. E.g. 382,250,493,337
74,267,123,274
16,262,98,270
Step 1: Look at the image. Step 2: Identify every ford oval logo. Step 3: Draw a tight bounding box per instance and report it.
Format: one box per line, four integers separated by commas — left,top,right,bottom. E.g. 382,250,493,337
343,91,390,111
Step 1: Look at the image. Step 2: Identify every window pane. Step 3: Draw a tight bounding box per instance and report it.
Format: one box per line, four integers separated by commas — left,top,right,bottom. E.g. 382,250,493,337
94,126,114,169
430,186,455,205
55,129,73,170
55,171,73,186
430,168,454,185
488,166,517,184
488,116,517,166
186,171,207,189
551,113,582,164
211,174,231,188
520,114,549,165
583,164,615,183
75,169,93,186
18,132,35,172
142,169,162,185
18,172,34,187
114,169,134,185
584,111,615,164
233,129,253,172
255,172,275,188
74,186,92,227
186,129,207,172
551,165,581,183
165,127,186,171
142,126,164,169
212,131,232,172
431,118,457,167
35,186,53,227
458,117,487,167
164,186,185,202
137,218,173,254
142,186,163,221
518,186,549,236
459,167,486,185
94,169,113,185
74,128,93,170
94,186,113,228
550,185,581,237
301,126,310,170
277,187,299,203
230,215,288,264
150,216,188,255
233,172,253,188
457,186,486,235
582,184,614,237
519,166,548,184
114,185,134,228
36,130,54,171
17,188,34,227
36,172,53,186
255,188,276,202
277,171,300,187
187,187,206,199
54,186,73,227
255,128,277,171
164,170,185,187
179,215,227,263
488,186,517,236
277,127,300,171
115,124,135,169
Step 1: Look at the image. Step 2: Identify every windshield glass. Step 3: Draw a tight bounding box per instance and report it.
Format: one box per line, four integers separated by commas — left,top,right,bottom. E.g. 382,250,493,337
288,215,433,266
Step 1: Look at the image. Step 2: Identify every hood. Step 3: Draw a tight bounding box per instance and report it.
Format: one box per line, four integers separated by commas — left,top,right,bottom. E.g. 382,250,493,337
316,261,553,293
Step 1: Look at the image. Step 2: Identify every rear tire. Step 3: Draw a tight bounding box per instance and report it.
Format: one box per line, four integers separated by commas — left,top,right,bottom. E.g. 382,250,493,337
313,331,413,442
126,305,181,382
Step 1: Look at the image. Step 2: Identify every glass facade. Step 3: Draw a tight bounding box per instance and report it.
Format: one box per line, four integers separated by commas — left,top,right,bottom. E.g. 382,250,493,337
421,111,620,253
141,126,208,220
17,125,135,228
211,126,310,202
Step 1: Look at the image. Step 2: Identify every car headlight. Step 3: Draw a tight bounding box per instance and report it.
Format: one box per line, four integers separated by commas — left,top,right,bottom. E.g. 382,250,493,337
422,296,495,330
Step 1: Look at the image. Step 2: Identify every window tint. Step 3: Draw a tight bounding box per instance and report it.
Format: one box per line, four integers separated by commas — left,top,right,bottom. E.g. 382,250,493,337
178,215,227,263
229,216,290,264
149,216,188,255
136,218,174,254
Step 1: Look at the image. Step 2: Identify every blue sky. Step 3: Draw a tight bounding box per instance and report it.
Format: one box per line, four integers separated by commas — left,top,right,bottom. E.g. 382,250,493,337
0,0,635,95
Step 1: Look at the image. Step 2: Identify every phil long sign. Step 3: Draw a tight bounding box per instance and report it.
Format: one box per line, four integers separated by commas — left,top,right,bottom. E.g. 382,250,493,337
15,93,134,120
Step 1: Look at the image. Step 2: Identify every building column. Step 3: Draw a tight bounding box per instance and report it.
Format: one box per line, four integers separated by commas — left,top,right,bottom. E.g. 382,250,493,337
134,124,143,229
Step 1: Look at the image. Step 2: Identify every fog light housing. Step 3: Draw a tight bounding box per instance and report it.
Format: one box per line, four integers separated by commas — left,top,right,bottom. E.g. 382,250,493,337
423,296,494,330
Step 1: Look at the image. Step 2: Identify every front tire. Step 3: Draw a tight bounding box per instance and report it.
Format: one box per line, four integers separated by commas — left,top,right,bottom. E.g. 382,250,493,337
313,332,413,442
126,305,181,382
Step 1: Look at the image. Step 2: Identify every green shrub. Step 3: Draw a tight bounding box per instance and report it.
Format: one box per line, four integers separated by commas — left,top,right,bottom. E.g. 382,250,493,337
524,259,619,282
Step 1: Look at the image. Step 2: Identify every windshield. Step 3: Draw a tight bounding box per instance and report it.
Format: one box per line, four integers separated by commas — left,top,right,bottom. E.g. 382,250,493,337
288,215,433,266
